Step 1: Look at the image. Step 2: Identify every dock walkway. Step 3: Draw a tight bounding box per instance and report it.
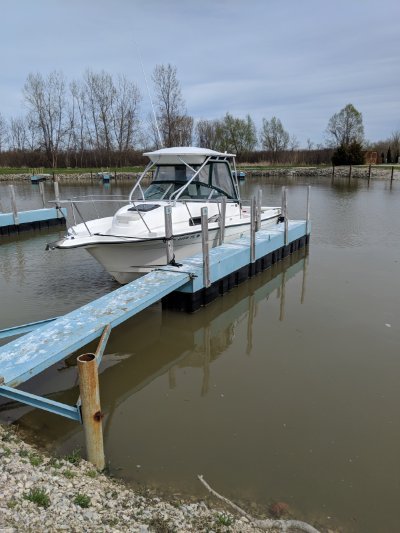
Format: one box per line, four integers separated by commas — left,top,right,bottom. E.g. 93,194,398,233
0,218,309,427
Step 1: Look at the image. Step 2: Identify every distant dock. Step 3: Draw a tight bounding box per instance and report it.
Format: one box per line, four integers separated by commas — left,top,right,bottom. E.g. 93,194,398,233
0,183,66,239
0,207,66,238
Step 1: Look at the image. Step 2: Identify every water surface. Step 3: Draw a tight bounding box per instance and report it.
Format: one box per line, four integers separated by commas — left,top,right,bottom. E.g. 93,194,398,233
0,177,399,532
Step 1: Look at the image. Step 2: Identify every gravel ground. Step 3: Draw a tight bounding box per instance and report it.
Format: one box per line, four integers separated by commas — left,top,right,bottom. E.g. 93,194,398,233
0,424,263,533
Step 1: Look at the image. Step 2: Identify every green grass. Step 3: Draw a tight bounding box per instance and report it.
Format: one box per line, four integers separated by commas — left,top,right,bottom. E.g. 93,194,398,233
215,513,234,527
29,453,43,467
73,493,91,508
24,487,50,508
64,448,81,465
7,499,18,509
1,446,11,457
86,469,97,478
62,469,75,479
18,448,29,458
0,166,144,176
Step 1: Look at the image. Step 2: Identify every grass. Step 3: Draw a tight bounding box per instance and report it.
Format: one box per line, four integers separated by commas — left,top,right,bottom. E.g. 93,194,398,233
86,469,97,478
215,512,234,527
24,487,50,508
62,469,75,479
0,166,144,176
73,493,91,508
47,457,62,469
7,499,18,509
29,453,43,467
64,448,81,465
1,446,11,457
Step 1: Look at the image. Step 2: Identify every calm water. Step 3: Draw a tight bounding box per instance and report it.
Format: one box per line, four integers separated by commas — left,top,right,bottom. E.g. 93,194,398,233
0,177,399,532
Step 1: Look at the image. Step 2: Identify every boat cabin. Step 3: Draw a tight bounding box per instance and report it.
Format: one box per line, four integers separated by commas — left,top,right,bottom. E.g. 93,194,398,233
130,147,240,204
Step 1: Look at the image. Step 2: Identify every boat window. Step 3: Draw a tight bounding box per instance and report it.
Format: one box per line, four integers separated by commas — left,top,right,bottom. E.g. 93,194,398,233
154,165,198,182
211,162,235,198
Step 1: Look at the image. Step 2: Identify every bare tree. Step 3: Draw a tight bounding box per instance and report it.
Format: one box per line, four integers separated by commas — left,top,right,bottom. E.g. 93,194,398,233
0,113,9,151
111,75,141,163
152,64,192,147
83,70,116,157
260,117,290,161
9,117,27,151
23,71,68,167
196,119,221,149
326,103,364,148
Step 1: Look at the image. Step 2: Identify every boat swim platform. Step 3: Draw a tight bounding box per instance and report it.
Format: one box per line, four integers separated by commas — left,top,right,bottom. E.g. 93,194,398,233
0,219,309,426
0,207,67,238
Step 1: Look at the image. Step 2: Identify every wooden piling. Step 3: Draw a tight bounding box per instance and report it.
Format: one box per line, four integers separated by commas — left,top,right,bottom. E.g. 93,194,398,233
218,196,226,246
306,185,311,236
77,353,105,471
201,207,210,288
164,206,174,263
250,196,256,263
282,186,288,245
256,189,262,232
349,165,352,180
390,166,394,183
9,185,19,225
38,181,46,207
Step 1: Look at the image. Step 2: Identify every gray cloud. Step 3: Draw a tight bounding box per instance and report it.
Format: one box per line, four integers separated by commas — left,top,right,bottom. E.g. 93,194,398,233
1,0,399,146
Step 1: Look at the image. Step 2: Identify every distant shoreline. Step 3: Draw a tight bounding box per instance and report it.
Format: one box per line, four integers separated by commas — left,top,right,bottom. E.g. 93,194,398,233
0,166,399,182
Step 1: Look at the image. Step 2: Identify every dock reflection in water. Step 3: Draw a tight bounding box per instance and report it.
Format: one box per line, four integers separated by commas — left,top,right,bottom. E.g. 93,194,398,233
2,249,308,494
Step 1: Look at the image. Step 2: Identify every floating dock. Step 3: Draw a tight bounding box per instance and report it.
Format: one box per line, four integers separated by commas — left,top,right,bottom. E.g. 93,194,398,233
0,207,67,237
0,187,311,469
0,183,66,238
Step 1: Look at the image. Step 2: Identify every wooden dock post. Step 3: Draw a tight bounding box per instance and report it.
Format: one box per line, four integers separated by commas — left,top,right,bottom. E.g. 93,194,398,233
250,196,256,263
332,165,335,180
38,181,46,207
77,353,105,471
201,207,211,288
390,166,394,183
281,186,288,245
368,164,372,183
9,185,19,225
306,185,311,236
164,206,174,264
54,181,60,204
218,196,226,245
348,165,352,180
256,189,262,231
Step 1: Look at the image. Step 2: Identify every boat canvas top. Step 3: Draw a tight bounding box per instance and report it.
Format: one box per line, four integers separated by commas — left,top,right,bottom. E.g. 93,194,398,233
143,147,235,165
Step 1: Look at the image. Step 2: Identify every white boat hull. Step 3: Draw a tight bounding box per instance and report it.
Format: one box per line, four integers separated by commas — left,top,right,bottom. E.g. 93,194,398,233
85,216,279,284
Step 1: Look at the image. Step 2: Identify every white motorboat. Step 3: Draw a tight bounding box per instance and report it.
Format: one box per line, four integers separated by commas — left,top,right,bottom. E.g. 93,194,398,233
53,147,282,284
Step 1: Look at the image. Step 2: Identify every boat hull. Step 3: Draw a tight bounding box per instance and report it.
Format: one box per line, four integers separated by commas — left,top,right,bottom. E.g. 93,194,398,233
86,216,279,284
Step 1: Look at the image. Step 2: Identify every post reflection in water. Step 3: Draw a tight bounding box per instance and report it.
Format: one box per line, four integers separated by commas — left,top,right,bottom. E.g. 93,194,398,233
2,247,308,442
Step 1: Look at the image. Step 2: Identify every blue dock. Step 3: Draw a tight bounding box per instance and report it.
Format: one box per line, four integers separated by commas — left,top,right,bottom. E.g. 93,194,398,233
0,215,310,466
0,207,67,237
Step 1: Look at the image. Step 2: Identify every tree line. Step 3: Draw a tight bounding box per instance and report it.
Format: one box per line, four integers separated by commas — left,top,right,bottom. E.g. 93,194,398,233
0,65,398,168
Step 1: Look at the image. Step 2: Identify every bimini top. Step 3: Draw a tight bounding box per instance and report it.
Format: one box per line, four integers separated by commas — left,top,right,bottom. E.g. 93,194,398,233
143,147,235,165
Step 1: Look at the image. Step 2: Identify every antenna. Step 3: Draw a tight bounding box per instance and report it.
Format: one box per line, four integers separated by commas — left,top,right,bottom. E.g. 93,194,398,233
135,43,163,148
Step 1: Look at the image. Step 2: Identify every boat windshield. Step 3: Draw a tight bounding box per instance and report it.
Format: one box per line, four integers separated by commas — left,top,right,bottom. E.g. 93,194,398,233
142,162,237,201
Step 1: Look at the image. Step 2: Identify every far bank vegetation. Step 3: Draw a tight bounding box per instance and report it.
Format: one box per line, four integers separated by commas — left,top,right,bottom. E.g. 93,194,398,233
0,65,398,169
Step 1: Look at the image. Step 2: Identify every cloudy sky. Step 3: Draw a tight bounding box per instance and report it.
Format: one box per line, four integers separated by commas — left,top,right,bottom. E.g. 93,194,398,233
1,0,399,146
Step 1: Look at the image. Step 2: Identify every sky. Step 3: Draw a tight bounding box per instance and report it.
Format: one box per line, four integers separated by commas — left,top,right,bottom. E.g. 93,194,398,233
1,0,399,147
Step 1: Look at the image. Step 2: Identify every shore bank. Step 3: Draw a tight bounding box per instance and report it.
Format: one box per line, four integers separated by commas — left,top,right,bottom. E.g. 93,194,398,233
0,166,398,182
0,424,263,532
